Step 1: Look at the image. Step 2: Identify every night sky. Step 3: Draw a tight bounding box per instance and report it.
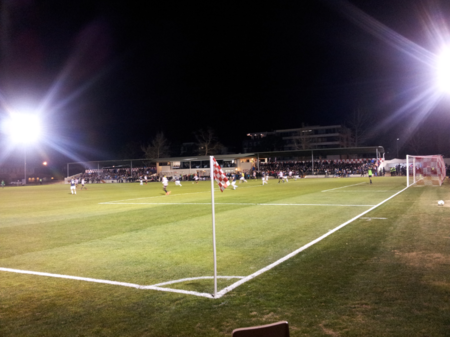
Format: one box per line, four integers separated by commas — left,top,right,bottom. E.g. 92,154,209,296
1,0,450,169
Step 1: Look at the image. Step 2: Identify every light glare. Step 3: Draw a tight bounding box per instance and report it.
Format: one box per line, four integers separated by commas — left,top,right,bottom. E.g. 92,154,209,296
4,114,41,144
436,47,450,92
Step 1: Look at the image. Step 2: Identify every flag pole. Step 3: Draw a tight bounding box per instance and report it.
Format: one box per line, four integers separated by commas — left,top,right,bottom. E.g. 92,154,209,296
210,156,217,297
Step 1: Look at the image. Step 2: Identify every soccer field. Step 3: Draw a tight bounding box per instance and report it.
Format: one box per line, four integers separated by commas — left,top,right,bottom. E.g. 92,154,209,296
1,176,450,336
1,177,405,296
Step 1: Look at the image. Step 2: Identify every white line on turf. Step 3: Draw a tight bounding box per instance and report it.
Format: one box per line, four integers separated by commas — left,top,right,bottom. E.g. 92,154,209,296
150,276,244,287
214,182,415,298
0,267,243,299
1,181,414,299
321,182,366,192
100,184,263,204
100,202,375,207
325,190,389,192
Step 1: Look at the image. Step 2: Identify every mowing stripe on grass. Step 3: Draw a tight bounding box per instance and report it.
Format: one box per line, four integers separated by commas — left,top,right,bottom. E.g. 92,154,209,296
100,185,264,204
0,181,413,299
100,202,375,207
321,182,366,192
215,182,413,298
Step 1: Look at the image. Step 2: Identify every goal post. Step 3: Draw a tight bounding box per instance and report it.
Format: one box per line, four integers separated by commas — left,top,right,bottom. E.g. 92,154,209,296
406,155,446,187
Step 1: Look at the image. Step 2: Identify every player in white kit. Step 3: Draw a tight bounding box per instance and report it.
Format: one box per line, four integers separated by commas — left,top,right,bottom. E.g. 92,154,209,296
175,175,182,186
162,176,171,195
70,179,76,194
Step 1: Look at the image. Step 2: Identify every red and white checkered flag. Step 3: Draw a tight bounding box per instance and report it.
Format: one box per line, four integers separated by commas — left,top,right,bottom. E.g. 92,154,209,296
212,157,229,192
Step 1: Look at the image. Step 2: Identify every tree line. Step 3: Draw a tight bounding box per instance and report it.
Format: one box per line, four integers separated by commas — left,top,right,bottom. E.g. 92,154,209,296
118,127,225,160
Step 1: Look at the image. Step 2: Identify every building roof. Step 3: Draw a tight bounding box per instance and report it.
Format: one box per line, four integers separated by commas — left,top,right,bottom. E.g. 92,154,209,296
152,146,384,163
67,147,384,166
154,153,256,163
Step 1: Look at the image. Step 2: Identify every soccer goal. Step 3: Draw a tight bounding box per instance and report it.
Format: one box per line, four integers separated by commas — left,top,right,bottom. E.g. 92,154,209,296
406,155,446,187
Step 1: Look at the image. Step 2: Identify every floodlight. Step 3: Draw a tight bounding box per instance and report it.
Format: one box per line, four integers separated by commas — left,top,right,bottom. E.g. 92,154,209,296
1,113,42,185
436,47,450,92
3,113,41,144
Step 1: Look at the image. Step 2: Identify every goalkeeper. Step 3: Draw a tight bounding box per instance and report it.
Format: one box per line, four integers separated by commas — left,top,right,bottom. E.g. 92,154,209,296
368,167,373,185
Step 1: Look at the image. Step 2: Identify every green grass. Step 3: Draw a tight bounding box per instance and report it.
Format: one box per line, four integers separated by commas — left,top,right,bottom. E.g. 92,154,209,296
1,177,449,336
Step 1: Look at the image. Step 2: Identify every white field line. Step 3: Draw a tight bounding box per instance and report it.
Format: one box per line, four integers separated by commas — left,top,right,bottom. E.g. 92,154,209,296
214,182,413,299
100,184,263,204
100,202,375,207
327,190,388,192
1,182,412,299
360,217,387,220
0,267,243,299
150,275,244,287
321,182,366,192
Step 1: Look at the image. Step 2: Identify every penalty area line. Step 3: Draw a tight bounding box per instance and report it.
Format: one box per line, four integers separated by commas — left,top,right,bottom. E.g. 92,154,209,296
321,182,366,192
100,184,264,204
100,202,375,207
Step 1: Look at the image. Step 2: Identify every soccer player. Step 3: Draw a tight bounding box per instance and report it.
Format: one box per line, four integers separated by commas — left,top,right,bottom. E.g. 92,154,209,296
368,167,373,184
262,172,267,185
144,175,148,185
139,176,143,186
278,171,283,184
162,175,171,195
231,175,238,190
194,174,199,184
81,178,87,190
1,180,5,188
175,175,182,187
70,179,76,194
240,172,247,183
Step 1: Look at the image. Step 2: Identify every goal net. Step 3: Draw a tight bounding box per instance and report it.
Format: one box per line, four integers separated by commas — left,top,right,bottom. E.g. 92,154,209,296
406,155,446,187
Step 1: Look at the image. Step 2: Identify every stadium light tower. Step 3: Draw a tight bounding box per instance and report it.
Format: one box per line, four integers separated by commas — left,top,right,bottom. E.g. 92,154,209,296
3,113,41,185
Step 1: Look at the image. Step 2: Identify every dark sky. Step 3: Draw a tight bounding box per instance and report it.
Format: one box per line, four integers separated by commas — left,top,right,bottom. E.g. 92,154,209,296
1,0,450,166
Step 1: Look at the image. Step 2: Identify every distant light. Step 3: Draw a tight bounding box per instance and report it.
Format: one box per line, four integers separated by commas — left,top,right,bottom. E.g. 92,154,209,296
3,113,41,144
436,47,450,92
43,161,48,166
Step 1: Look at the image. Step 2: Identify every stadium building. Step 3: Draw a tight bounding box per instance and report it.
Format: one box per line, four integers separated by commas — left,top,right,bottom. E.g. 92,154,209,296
243,125,354,154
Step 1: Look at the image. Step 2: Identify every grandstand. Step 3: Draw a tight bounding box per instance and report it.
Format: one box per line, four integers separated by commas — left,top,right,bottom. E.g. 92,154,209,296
66,146,385,182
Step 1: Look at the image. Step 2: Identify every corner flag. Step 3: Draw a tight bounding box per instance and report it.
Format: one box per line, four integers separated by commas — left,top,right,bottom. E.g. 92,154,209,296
212,157,230,192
